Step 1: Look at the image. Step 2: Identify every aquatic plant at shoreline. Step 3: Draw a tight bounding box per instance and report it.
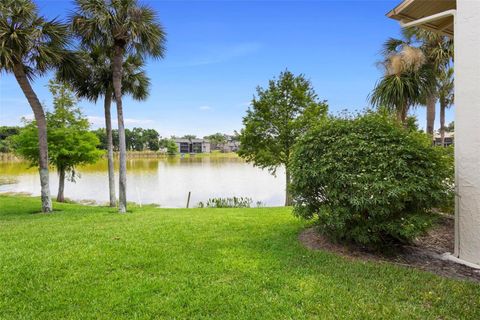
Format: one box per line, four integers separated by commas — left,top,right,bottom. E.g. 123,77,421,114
197,197,253,208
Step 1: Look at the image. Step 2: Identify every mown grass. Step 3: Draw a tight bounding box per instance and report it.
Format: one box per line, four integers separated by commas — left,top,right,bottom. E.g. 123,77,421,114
0,195,479,319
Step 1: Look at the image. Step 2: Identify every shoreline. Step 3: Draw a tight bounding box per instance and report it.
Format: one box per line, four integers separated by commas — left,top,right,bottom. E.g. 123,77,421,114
0,151,240,162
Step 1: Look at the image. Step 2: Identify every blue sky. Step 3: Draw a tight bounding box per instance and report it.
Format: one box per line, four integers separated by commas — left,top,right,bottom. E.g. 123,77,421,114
0,0,454,137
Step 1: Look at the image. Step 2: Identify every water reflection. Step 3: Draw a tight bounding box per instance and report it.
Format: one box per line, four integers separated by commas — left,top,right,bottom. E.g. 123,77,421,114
0,157,285,207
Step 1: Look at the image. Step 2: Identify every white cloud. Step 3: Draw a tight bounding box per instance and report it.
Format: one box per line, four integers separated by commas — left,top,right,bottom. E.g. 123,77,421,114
124,118,154,125
87,116,107,127
87,116,154,128
199,106,212,111
21,114,34,121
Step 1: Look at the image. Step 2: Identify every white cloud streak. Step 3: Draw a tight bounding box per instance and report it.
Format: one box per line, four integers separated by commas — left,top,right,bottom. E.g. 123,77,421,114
87,116,154,128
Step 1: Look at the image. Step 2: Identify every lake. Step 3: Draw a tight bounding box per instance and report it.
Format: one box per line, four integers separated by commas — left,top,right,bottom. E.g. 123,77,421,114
0,156,286,207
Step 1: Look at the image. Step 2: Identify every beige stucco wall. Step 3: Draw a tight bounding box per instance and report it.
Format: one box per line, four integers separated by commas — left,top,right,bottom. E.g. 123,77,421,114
454,0,480,265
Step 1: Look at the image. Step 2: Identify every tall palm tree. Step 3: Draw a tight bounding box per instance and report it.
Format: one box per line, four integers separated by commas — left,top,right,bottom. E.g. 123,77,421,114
58,47,150,207
408,28,453,136
370,45,433,123
381,28,453,134
71,0,166,212
437,67,454,146
0,0,72,212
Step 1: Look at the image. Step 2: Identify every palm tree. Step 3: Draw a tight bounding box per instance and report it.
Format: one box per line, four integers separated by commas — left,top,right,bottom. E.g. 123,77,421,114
370,45,433,123
0,0,72,212
58,47,150,207
380,28,453,134
409,28,453,136
71,0,166,212
437,67,454,146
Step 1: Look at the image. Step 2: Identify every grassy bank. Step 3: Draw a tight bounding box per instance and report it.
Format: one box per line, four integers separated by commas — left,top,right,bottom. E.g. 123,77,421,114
0,195,479,319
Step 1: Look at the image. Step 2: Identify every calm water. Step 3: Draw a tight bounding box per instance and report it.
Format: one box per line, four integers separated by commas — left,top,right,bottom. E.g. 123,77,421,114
0,157,285,207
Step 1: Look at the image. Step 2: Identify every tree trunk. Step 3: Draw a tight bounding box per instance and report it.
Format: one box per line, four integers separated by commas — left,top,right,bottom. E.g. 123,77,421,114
398,103,408,124
12,64,52,213
426,95,437,135
113,45,127,213
57,167,65,202
440,101,446,146
285,166,292,206
396,111,403,123
104,89,116,207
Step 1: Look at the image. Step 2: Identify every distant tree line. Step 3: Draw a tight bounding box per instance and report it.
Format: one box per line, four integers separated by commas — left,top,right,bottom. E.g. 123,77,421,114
2,125,240,154
92,127,160,152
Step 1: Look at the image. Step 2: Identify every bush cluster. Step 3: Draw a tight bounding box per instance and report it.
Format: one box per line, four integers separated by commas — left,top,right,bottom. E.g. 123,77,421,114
290,112,452,246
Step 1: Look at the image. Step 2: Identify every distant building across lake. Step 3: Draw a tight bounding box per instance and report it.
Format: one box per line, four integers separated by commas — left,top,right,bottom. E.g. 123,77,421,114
433,132,454,147
223,136,240,153
174,138,210,154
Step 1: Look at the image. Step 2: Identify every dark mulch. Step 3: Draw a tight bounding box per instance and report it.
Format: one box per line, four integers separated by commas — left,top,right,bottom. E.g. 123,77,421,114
299,216,480,282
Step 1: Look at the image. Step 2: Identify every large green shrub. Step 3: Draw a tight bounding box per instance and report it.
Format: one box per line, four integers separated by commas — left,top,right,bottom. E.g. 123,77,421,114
290,112,452,246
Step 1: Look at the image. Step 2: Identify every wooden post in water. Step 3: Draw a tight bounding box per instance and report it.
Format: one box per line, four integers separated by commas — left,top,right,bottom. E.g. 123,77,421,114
186,191,191,208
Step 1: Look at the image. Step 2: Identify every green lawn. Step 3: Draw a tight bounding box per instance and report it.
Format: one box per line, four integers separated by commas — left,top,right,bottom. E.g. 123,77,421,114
0,195,479,319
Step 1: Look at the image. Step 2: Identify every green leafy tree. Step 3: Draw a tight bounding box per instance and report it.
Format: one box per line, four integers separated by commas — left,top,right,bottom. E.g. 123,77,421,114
12,81,102,202
159,138,177,155
92,128,108,150
445,121,454,133
290,112,452,246
238,70,328,206
0,126,20,153
144,129,160,151
182,134,197,140
205,133,226,151
0,0,73,212
129,128,145,151
72,0,166,213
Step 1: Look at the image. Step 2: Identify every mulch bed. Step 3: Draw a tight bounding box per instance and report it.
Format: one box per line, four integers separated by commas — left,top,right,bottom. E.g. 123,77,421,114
299,216,480,282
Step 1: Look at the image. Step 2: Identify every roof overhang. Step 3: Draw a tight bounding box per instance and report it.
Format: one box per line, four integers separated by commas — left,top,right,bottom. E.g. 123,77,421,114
387,0,456,37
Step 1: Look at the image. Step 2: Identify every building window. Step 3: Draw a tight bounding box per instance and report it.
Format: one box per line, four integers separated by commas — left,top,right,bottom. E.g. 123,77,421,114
180,142,189,153
192,142,202,153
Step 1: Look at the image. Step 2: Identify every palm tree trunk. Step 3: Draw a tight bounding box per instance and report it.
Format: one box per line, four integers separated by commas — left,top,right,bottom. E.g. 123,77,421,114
57,167,65,202
398,103,408,124
285,166,292,206
104,88,116,207
113,45,127,213
426,95,436,135
12,64,52,213
440,101,446,146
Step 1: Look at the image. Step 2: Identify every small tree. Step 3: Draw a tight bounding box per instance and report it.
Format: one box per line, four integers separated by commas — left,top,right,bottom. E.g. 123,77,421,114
205,133,226,151
238,70,328,206
159,138,177,155
13,81,102,202
144,129,160,151
445,121,454,133
0,126,20,153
